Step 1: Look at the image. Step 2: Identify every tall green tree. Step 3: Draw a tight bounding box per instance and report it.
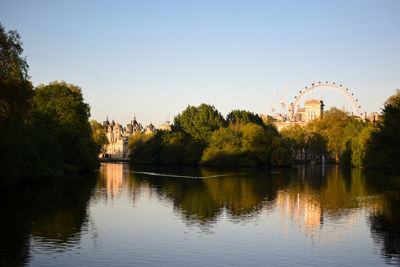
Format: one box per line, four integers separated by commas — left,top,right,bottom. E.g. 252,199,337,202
226,110,265,130
174,103,226,145
312,108,348,162
366,89,400,168
31,81,98,170
90,120,109,154
0,23,33,124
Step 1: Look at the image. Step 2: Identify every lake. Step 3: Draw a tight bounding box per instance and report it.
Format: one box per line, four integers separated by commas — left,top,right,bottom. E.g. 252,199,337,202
2,162,400,266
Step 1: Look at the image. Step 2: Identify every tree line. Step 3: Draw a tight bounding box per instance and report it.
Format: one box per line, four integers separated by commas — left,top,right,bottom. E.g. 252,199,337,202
129,105,293,166
129,92,400,169
280,90,400,169
2,22,399,181
0,24,102,181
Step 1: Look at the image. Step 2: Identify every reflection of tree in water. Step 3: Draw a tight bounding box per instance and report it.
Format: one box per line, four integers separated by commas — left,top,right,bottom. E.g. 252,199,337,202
100,163,400,264
128,166,292,229
0,174,97,266
367,173,400,265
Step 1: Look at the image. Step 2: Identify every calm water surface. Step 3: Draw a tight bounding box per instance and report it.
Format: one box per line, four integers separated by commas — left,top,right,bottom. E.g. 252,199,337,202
2,163,400,266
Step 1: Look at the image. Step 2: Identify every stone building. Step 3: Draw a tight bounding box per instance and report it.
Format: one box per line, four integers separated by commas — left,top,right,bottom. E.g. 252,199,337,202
100,115,163,159
304,100,324,122
101,115,144,159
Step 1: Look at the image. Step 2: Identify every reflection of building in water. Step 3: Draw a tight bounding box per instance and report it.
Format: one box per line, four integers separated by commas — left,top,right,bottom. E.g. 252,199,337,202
99,163,125,198
98,163,153,201
275,190,323,238
273,189,361,243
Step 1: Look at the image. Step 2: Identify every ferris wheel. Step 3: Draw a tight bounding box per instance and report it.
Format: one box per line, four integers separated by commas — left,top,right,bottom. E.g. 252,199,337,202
290,81,361,118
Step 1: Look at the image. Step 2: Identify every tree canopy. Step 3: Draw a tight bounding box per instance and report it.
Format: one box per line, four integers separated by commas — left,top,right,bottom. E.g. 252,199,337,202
173,104,226,145
226,110,265,130
366,89,400,168
0,23,33,124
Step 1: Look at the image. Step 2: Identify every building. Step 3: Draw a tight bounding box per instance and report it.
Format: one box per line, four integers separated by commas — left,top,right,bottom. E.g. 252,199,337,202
101,115,144,159
158,121,172,131
100,115,163,159
304,100,324,122
365,112,379,123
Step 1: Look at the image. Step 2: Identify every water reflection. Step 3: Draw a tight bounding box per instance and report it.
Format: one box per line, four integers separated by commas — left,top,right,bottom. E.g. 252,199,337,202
123,164,400,262
2,163,400,266
0,174,97,266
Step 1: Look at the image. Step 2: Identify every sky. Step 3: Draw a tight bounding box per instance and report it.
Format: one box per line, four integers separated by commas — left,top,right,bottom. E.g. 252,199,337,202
1,0,399,126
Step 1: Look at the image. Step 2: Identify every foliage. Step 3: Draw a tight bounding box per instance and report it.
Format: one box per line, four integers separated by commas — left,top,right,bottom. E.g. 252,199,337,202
226,110,265,131
160,131,187,165
280,124,307,157
28,81,99,171
201,123,291,166
280,108,375,166
311,108,348,162
90,120,109,153
366,90,400,168
200,128,242,166
129,132,162,164
174,104,226,145
0,23,33,124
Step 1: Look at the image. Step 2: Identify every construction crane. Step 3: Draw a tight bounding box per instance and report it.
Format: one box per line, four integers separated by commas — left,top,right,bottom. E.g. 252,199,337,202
280,87,288,119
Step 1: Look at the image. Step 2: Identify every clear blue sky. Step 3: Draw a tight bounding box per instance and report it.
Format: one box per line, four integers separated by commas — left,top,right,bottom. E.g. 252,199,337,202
1,0,399,126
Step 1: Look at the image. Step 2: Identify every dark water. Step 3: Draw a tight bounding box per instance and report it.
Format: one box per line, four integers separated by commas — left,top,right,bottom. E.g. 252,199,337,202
2,163,400,266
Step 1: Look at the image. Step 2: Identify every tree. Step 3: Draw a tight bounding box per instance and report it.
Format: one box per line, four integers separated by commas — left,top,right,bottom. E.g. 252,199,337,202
280,124,307,158
33,81,92,136
173,104,226,145
0,23,33,124
129,132,163,164
366,89,400,168
226,110,265,130
312,108,348,162
200,128,242,166
32,81,98,170
90,120,109,154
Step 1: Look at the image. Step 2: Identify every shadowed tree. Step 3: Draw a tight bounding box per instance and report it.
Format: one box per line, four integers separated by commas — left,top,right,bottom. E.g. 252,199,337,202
366,89,400,168
0,23,33,125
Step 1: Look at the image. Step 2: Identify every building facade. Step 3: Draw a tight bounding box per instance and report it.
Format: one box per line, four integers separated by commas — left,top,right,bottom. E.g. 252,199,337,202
100,115,167,159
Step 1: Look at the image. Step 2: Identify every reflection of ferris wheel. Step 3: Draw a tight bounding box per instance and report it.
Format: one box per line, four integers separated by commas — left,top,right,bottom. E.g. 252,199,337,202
291,81,361,118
